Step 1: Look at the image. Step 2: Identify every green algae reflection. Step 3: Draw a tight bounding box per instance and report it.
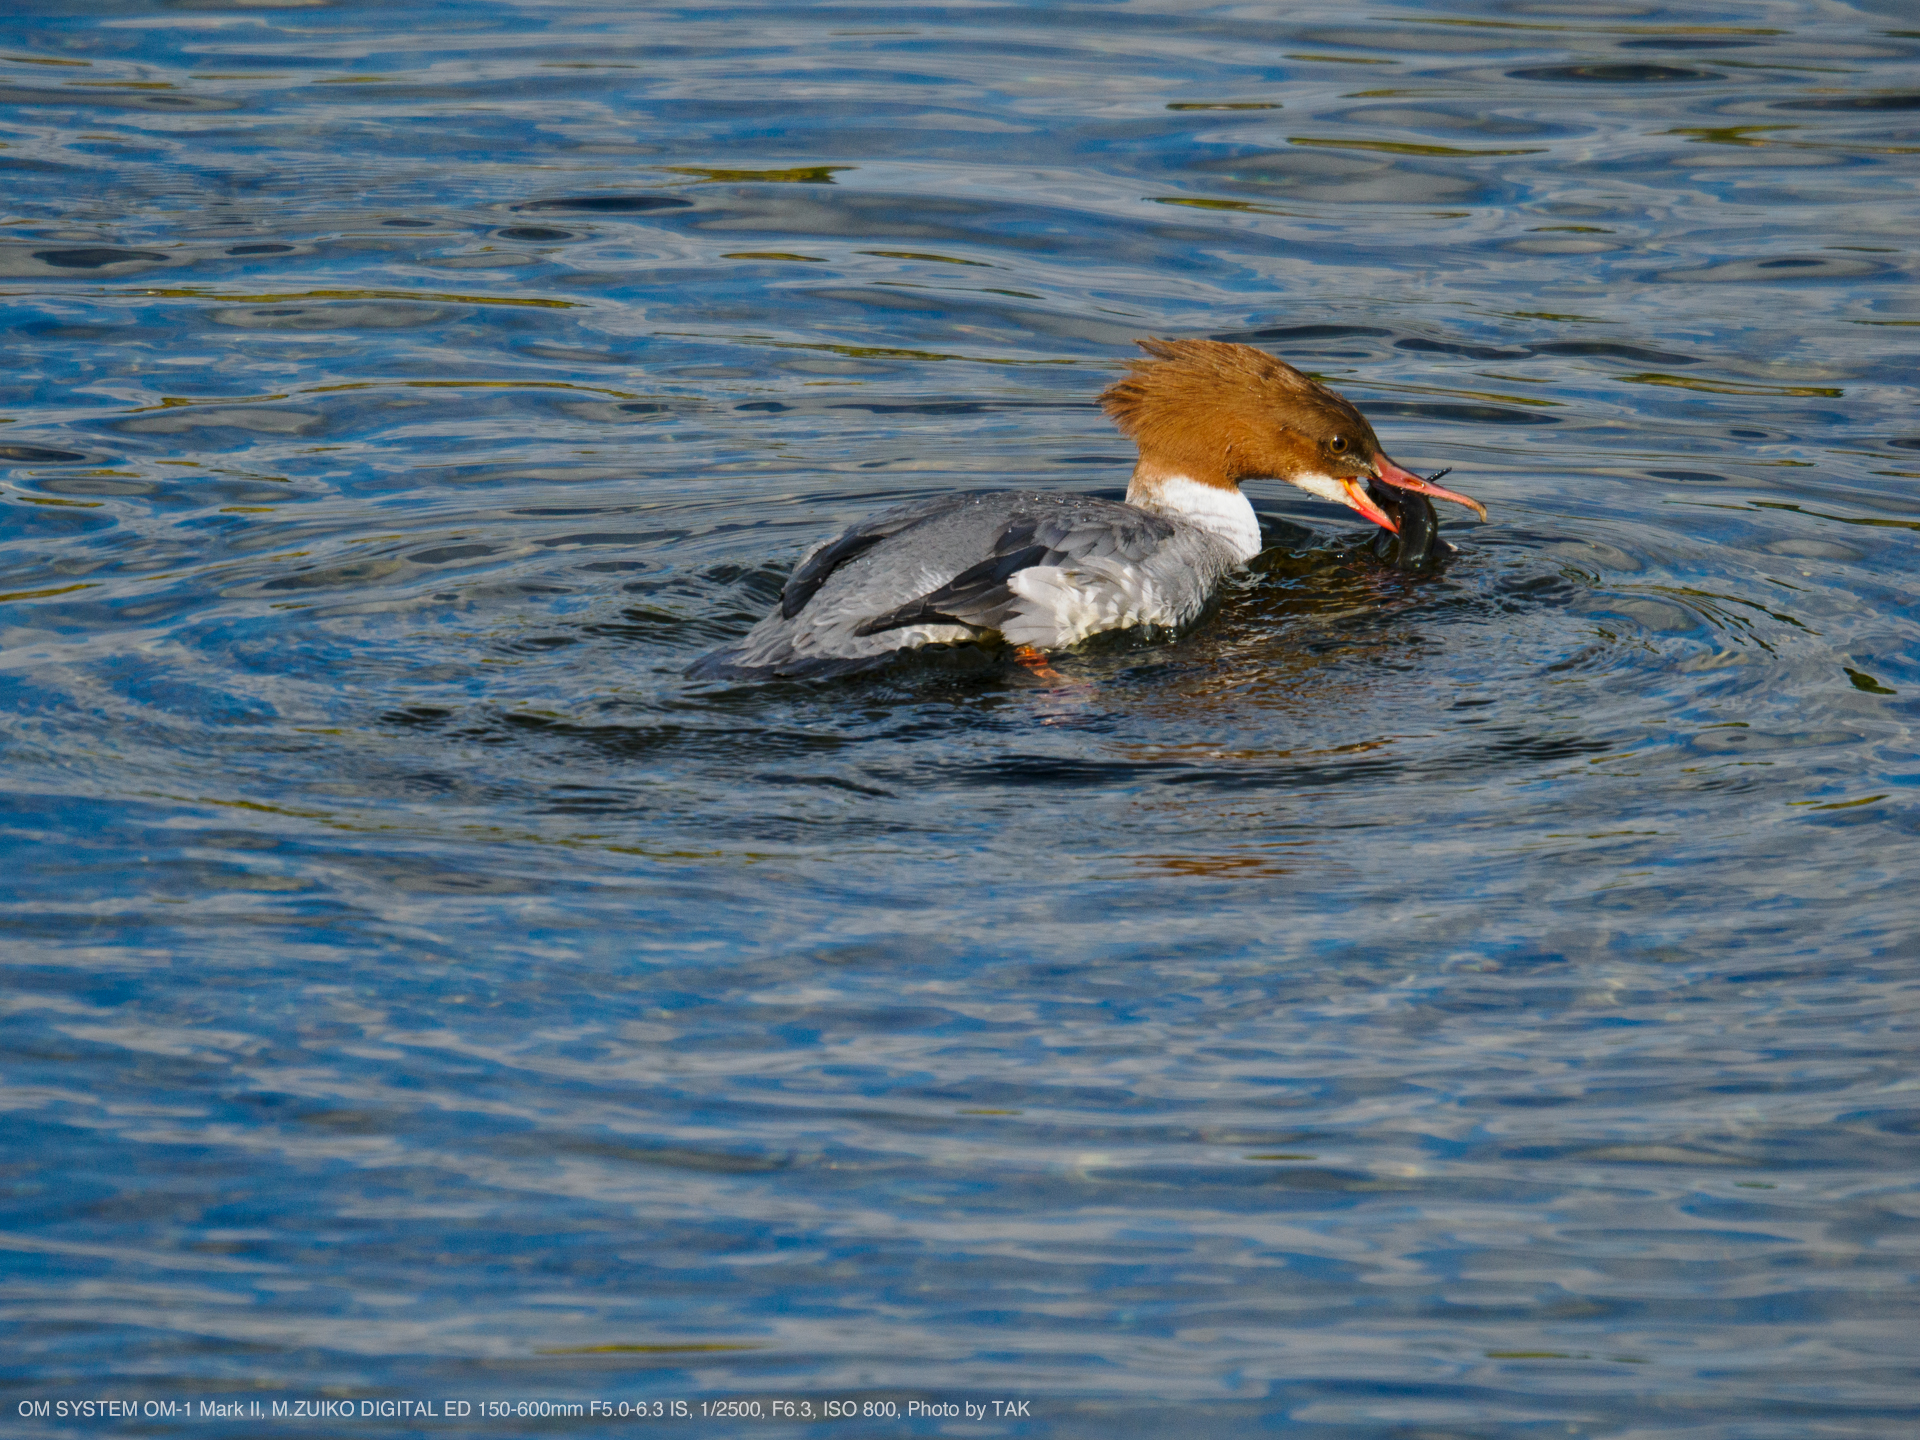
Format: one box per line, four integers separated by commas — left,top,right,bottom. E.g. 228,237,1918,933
538,1343,766,1355
1288,137,1547,158
143,286,578,310
1619,373,1842,398
1150,197,1302,216
663,164,850,183
860,249,991,266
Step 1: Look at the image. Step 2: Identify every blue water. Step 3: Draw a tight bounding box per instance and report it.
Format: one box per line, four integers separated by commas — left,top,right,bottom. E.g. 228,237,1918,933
3,0,1918,1434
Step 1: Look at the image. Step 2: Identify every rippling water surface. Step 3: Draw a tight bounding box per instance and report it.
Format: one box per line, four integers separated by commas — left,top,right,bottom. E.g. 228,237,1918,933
3,0,1918,1433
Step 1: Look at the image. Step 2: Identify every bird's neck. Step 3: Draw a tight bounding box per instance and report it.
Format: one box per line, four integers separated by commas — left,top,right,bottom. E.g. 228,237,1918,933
1127,460,1261,563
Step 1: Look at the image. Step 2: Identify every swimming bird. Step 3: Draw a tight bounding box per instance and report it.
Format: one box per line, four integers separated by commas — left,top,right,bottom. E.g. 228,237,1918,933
689,338,1486,679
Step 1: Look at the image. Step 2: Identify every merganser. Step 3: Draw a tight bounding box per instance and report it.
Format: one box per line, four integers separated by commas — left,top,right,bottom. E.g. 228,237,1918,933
689,338,1486,679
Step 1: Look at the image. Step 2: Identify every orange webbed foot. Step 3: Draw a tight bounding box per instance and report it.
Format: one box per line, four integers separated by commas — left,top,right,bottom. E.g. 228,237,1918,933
1012,645,1067,683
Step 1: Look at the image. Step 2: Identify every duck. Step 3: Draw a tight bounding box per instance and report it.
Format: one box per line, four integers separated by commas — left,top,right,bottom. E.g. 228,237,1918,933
688,338,1486,679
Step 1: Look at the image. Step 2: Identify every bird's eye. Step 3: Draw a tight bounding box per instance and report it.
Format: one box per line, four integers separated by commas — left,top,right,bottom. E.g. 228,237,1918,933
1329,435,1348,454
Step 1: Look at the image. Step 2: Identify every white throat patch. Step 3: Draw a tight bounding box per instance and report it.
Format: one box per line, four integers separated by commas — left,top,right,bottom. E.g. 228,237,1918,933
1130,474,1261,562
1289,471,1351,508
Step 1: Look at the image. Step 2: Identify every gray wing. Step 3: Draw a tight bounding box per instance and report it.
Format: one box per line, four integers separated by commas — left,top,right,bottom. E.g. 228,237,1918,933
849,495,1177,637
689,491,1178,679
778,492,975,620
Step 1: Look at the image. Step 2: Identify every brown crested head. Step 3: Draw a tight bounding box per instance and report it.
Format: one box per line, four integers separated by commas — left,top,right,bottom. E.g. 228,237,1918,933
1098,338,1380,491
